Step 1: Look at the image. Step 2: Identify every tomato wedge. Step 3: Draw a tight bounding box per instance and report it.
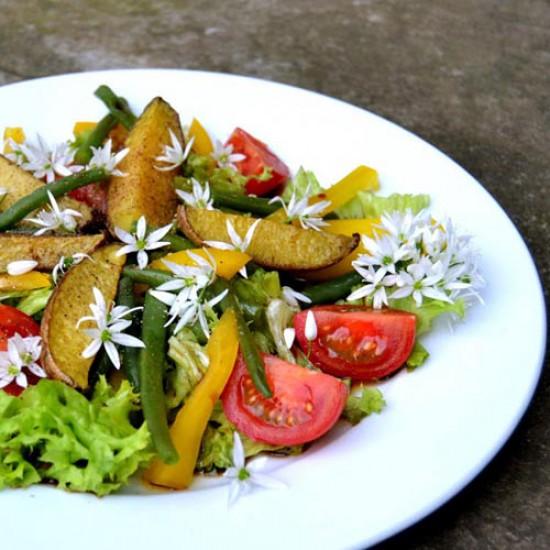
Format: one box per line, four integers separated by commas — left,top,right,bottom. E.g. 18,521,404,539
225,128,290,196
221,353,348,446
0,304,41,396
294,306,416,382
69,182,108,214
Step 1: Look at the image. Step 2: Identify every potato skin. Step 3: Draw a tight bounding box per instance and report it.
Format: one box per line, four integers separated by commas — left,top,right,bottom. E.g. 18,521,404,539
107,97,184,233
0,233,106,272
40,244,125,389
0,155,92,227
178,206,359,271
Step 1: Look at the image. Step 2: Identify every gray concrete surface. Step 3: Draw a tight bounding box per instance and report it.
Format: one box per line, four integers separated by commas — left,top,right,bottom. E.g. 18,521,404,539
0,0,548,548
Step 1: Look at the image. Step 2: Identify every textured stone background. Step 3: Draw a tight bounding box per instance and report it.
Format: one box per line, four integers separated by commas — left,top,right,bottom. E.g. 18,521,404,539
0,0,548,548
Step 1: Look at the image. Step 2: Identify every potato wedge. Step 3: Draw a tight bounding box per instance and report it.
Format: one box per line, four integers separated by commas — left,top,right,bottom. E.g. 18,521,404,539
0,154,93,227
0,233,106,272
40,244,125,389
107,97,184,233
177,206,359,271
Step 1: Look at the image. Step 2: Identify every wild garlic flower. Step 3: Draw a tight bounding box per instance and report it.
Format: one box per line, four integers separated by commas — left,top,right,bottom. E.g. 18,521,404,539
283,327,296,349
349,209,484,309
7,260,38,276
77,287,144,369
304,310,318,341
87,139,129,176
25,190,82,235
114,216,172,270
211,140,246,170
223,432,286,506
0,334,45,390
52,253,90,284
205,219,260,277
269,185,330,231
155,129,194,171
281,286,312,309
176,178,214,210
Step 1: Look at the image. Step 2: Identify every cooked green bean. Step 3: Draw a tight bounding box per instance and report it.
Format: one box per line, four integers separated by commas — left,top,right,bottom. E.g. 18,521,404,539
0,168,108,231
165,233,195,251
139,292,179,464
94,85,137,130
122,267,175,287
301,271,363,305
73,114,117,165
117,276,141,390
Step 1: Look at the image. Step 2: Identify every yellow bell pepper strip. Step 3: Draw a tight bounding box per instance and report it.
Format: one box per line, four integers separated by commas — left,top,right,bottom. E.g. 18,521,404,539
72,121,97,137
3,127,26,153
0,271,51,292
143,308,239,489
149,248,250,280
268,165,380,222
297,218,380,281
189,118,214,156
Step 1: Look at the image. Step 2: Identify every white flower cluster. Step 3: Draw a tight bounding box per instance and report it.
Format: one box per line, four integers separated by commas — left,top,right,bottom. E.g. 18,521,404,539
349,210,484,309
0,334,45,390
150,252,228,337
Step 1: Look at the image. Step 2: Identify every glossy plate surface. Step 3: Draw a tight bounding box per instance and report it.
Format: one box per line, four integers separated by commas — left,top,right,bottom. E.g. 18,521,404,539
1,70,546,550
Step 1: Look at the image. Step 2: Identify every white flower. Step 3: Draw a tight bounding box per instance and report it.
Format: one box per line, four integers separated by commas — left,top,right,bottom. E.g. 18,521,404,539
283,327,296,349
76,287,144,369
25,190,83,235
154,129,194,171
176,178,214,210
0,334,45,390
7,260,38,276
52,253,90,284
348,264,399,309
379,209,430,245
358,233,412,275
304,310,318,341
205,219,260,277
269,186,330,231
223,432,286,506
114,216,172,270
87,139,129,176
18,136,82,183
211,140,246,170
3,139,26,166
391,259,451,307
281,286,312,308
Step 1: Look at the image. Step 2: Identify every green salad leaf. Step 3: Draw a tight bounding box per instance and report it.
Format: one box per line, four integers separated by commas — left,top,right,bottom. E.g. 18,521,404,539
0,377,153,496
182,153,248,191
343,386,386,425
16,287,53,316
406,341,430,369
335,192,430,219
282,167,322,201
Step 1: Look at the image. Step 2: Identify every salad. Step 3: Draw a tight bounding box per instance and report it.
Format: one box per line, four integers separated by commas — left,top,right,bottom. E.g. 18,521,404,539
0,85,483,500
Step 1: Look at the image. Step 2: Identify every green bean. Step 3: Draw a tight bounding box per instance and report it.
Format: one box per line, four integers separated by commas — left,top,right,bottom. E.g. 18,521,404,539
94,85,137,130
0,168,108,231
122,266,175,287
139,292,179,464
165,233,195,251
73,114,117,165
301,271,363,305
212,279,272,398
117,276,141,390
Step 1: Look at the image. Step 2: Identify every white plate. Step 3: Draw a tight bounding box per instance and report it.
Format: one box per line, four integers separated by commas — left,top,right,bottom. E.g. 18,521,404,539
1,70,546,550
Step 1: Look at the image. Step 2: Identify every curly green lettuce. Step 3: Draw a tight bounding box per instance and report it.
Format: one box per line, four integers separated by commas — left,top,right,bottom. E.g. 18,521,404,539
335,191,430,219
343,386,386,425
0,377,153,496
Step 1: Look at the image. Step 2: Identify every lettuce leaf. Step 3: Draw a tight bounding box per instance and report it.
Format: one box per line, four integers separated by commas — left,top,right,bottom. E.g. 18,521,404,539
343,386,386,425
281,167,322,202
335,192,430,219
197,403,302,472
0,377,153,495
17,287,53,316
406,341,430,370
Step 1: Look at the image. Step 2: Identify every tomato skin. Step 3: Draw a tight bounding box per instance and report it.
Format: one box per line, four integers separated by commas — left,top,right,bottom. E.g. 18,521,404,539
221,353,348,446
225,128,290,196
0,305,41,396
294,306,416,382
69,182,108,214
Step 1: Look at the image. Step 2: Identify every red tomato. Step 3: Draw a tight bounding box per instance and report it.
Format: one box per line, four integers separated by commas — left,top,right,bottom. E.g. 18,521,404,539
221,353,348,446
0,304,41,396
225,128,290,196
294,306,416,382
69,182,108,214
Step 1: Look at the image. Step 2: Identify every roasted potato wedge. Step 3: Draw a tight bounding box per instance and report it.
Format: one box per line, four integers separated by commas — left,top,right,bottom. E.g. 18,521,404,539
178,206,359,271
107,97,184,233
0,233,106,272
40,244,125,389
0,155,93,227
